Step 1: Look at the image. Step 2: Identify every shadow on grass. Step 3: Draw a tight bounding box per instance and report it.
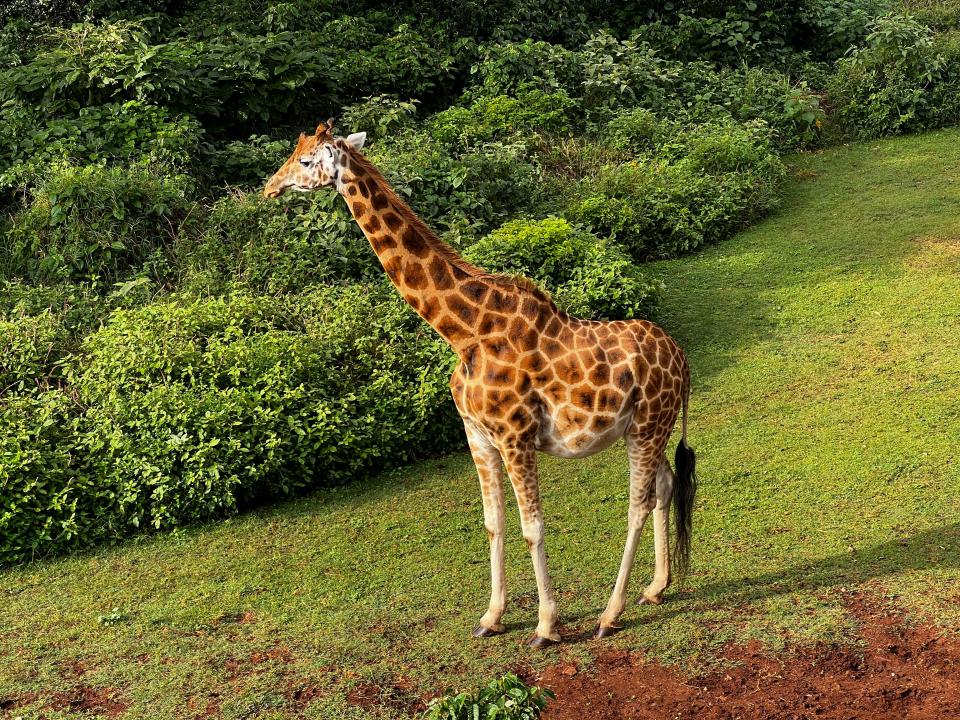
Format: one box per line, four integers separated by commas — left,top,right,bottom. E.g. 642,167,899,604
616,521,960,629
655,135,960,388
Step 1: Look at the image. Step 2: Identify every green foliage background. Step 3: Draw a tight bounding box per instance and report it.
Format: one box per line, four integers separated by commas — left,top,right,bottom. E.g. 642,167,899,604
3,0,960,564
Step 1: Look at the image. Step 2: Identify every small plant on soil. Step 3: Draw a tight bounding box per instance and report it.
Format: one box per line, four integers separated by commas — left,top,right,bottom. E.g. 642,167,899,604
421,673,554,720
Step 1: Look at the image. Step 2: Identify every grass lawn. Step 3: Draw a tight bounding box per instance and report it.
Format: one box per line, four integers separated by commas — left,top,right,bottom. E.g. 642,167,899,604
2,129,960,720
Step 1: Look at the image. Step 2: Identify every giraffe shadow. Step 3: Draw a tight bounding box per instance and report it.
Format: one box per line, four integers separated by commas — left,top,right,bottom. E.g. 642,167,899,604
566,522,960,636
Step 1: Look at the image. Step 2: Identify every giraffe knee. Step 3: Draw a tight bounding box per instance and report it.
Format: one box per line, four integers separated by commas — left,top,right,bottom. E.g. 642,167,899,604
522,524,544,550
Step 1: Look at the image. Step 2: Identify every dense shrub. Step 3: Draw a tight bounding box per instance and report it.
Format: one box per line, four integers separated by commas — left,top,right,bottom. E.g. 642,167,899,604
71,286,460,522
0,20,340,133
340,94,421,140
579,31,682,123
905,0,960,31
2,163,195,285
0,280,151,392
0,100,201,193
0,312,65,394
0,391,92,565
373,135,543,241
465,217,662,320
827,12,960,139
201,134,292,191
467,39,580,96
429,89,577,146
0,284,463,564
566,119,784,259
319,18,459,105
180,191,378,295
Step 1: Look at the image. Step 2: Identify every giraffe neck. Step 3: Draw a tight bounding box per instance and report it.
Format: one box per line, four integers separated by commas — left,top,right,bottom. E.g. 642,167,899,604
337,153,499,351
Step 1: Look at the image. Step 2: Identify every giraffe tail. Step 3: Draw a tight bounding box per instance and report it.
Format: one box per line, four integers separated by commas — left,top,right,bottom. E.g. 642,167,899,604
673,384,697,579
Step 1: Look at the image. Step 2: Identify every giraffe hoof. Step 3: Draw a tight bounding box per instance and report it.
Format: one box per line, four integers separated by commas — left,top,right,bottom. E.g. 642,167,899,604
472,624,505,638
636,594,663,606
594,624,623,639
526,634,560,649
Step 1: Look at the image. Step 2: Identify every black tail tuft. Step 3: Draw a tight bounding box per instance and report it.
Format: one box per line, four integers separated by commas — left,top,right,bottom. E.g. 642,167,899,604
672,438,697,579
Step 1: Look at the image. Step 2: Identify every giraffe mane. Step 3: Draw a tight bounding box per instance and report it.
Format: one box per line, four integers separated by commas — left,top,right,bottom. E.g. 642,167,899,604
341,144,555,305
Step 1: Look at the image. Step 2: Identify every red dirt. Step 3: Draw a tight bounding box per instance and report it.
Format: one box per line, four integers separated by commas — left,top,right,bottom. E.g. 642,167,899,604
537,595,960,720
346,677,427,716
0,692,39,712
46,684,129,718
287,684,324,710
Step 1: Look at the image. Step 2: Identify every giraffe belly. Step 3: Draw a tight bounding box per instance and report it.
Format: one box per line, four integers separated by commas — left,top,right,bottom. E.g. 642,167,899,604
534,403,633,459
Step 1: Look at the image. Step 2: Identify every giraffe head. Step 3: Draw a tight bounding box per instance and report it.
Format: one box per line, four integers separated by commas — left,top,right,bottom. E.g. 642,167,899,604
263,118,367,198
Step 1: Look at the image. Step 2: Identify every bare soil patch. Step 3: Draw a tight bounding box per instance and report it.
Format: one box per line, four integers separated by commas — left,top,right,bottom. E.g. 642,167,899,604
537,595,960,720
346,677,426,716
907,234,960,270
47,684,129,718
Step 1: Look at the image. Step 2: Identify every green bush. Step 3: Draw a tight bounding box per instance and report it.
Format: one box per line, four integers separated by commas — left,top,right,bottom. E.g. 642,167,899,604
801,0,887,59
422,673,554,720
71,286,458,529
0,100,201,193
201,134,292,191
429,89,577,146
321,19,458,103
579,31,681,123
827,12,953,139
373,135,543,242
0,390,94,565
0,312,65,394
0,284,464,564
567,119,784,260
0,20,339,133
467,39,580,96
0,280,151,394
2,163,195,285
465,217,662,320
341,94,421,140
663,63,826,150
180,191,378,295
601,108,675,156
905,0,960,31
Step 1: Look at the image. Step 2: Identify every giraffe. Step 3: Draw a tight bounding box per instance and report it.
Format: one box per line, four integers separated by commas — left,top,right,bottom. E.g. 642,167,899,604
264,120,697,647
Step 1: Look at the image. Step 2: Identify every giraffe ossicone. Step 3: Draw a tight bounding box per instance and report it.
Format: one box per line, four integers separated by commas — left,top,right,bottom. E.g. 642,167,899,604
264,120,698,647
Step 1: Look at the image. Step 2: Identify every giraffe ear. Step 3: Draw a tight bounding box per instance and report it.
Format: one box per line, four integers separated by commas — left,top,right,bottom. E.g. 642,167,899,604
345,132,367,151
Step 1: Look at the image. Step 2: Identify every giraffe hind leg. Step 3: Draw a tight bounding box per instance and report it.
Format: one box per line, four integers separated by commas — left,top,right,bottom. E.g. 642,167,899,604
596,434,661,636
638,455,674,606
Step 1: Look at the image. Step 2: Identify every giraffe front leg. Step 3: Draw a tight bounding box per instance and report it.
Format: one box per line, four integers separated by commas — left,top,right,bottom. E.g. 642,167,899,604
464,420,507,638
503,445,560,648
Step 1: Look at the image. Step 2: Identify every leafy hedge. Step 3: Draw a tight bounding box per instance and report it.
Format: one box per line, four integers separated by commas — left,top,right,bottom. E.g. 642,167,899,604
1,286,462,564
566,119,784,260
466,218,662,319
2,163,195,285
827,12,960,139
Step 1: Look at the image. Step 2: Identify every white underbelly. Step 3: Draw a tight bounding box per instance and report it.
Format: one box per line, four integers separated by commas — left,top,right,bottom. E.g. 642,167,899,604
534,405,633,459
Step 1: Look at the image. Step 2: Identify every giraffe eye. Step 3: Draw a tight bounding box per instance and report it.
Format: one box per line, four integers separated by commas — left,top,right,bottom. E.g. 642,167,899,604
299,158,312,168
